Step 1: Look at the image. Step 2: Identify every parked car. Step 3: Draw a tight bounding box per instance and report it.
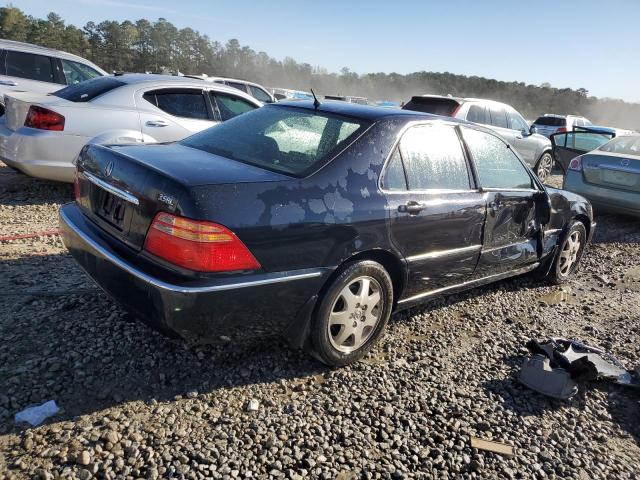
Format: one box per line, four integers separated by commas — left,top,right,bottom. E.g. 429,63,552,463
402,95,554,182
555,130,640,217
531,114,592,138
325,95,368,105
60,101,594,366
0,39,107,115
271,87,313,101
185,74,275,103
0,74,262,182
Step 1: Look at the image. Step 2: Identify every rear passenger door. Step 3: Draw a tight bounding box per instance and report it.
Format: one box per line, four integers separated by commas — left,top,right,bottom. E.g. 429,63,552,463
461,127,540,276
382,123,486,296
139,88,215,142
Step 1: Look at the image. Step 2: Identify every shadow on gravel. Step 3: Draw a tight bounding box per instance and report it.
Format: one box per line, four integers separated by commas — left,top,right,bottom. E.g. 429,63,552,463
0,164,73,207
591,213,640,245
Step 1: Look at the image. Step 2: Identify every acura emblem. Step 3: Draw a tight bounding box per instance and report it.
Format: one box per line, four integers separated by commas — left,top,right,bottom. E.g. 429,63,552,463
621,159,630,167
104,161,114,177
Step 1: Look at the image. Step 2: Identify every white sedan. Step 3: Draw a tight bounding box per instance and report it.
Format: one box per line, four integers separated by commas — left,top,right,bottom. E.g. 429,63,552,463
0,74,262,182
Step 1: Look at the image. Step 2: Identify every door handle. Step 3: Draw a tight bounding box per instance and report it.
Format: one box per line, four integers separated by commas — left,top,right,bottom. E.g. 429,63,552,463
398,201,425,215
145,119,170,127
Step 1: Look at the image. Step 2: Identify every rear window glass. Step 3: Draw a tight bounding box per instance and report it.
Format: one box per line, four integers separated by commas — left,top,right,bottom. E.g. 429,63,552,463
402,97,460,116
53,77,124,102
534,116,566,127
181,106,370,177
598,136,640,156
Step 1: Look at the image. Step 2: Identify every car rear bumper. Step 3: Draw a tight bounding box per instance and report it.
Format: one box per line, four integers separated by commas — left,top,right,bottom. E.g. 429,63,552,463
59,203,330,341
564,171,640,218
0,120,86,182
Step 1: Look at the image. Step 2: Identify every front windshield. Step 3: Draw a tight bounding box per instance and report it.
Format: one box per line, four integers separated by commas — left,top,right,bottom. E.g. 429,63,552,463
181,105,370,177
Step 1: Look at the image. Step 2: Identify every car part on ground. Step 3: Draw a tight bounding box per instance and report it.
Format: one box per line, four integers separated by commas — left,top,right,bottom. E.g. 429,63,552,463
0,74,262,183
401,95,552,176
60,100,594,366
519,338,639,399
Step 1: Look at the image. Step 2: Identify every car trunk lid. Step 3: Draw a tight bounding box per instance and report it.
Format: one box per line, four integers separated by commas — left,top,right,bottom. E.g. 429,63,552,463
582,152,640,193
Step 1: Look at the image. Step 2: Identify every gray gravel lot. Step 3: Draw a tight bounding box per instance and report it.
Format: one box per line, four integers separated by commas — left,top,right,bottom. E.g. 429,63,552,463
0,161,639,479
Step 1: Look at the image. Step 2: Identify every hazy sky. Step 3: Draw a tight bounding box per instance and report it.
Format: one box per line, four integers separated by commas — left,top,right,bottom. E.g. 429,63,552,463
11,0,640,102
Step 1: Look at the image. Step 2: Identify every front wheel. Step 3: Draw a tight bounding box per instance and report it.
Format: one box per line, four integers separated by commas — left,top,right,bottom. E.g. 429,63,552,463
536,152,554,182
309,260,393,366
547,221,587,284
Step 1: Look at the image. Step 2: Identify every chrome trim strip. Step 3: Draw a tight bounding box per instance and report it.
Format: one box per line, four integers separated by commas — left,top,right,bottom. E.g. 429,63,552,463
406,244,482,262
481,239,533,254
84,171,140,206
585,163,640,175
398,262,539,304
60,208,323,294
544,228,562,236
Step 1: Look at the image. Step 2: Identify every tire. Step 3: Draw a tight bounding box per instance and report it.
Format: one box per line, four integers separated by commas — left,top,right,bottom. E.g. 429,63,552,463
535,152,554,182
309,260,393,367
547,220,587,285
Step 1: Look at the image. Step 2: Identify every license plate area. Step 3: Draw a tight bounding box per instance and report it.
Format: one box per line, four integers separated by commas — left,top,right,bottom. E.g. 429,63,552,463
602,169,638,188
95,190,127,230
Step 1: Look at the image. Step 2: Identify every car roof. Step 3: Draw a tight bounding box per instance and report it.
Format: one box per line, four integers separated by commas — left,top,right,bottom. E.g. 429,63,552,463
409,94,515,110
272,99,470,123
185,75,264,88
0,39,107,73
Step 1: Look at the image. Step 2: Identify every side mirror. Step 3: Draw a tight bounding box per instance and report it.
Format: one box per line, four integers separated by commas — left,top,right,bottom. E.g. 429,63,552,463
529,125,538,135
534,190,552,225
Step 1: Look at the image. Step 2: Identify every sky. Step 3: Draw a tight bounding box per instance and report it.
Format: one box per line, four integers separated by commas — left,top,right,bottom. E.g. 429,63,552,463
10,0,640,102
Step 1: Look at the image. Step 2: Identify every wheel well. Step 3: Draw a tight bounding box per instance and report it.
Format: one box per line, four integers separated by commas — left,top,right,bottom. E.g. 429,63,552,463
573,214,591,238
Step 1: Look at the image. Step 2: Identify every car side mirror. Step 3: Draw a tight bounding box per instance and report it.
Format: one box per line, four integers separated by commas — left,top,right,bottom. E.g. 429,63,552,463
534,190,552,225
529,125,538,135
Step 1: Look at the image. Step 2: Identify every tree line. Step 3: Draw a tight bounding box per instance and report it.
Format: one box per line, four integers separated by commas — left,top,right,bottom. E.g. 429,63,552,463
1,6,638,129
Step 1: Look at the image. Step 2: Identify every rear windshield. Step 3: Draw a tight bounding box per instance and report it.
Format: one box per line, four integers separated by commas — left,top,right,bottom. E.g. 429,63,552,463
53,77,124,102
598,136,640,156
402,97,460,116
534,116,566,127
181,105,370,177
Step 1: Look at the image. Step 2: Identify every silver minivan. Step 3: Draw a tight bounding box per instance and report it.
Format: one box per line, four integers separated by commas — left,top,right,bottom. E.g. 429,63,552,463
0,39,107,114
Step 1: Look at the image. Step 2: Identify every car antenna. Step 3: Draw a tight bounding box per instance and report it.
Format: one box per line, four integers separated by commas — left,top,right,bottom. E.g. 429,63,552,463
310,89,321,109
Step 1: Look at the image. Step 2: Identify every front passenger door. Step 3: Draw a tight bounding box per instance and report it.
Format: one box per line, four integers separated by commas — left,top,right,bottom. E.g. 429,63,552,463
462,127,541,276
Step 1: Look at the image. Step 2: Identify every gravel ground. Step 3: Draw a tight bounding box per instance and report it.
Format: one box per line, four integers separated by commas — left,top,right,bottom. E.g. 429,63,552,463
1,162,639,479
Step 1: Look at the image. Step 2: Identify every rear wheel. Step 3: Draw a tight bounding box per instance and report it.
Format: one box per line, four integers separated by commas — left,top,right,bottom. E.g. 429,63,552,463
547,221,587,284
309,260,393,366
536,152,554,182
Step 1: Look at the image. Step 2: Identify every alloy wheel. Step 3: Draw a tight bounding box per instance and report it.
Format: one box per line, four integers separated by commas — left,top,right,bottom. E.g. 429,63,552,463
537,154,553,182
328,276,383,353
559,230,582,275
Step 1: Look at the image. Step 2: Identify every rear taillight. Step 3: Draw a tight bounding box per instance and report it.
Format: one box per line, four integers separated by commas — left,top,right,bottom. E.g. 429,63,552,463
24,105,65,131
450,104,461,117
556,127,567,134
143,212,261,272
568,156,583,171
73,172,81,201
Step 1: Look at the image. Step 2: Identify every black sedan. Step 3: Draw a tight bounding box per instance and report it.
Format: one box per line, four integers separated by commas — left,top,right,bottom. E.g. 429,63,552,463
60,100,595,366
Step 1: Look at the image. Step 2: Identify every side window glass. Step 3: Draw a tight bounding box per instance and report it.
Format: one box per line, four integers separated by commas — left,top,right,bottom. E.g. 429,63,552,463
508,111,528,132
463,127,533,189
61,59,102,85
212,92,257,121
152,91,208,119
226,81,248,93
249,85,272,103
553,131,613,152
382,148,407,190
489,107,508,128
466,105,486,124
399,125,470,190
5,51,55,83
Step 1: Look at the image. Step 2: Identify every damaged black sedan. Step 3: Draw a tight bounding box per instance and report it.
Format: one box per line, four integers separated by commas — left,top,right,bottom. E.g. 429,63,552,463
60,100,595,366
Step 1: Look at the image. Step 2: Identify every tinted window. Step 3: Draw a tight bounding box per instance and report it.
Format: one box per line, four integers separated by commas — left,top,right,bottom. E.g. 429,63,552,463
5,51,55,83
399,125,470,190
508,110,529,132
489,107,508,128
249,85,273,103
553,131,613,152
402,97,460,116
145,90,208,119
382,148,407,190
181,106,369,177
534,116,566,127
226,81,248,92
213,92,257,121
61,59,102,85
53,76,124,102
466,105,487,124
463,127,533,189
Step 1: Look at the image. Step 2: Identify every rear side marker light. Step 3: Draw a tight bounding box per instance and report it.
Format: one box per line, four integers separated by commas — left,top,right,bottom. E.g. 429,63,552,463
24,105,65,131
568,156,582,171
144,212,260,272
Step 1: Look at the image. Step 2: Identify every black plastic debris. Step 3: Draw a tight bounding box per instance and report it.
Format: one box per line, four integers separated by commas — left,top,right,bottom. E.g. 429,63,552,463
518,338,640,399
